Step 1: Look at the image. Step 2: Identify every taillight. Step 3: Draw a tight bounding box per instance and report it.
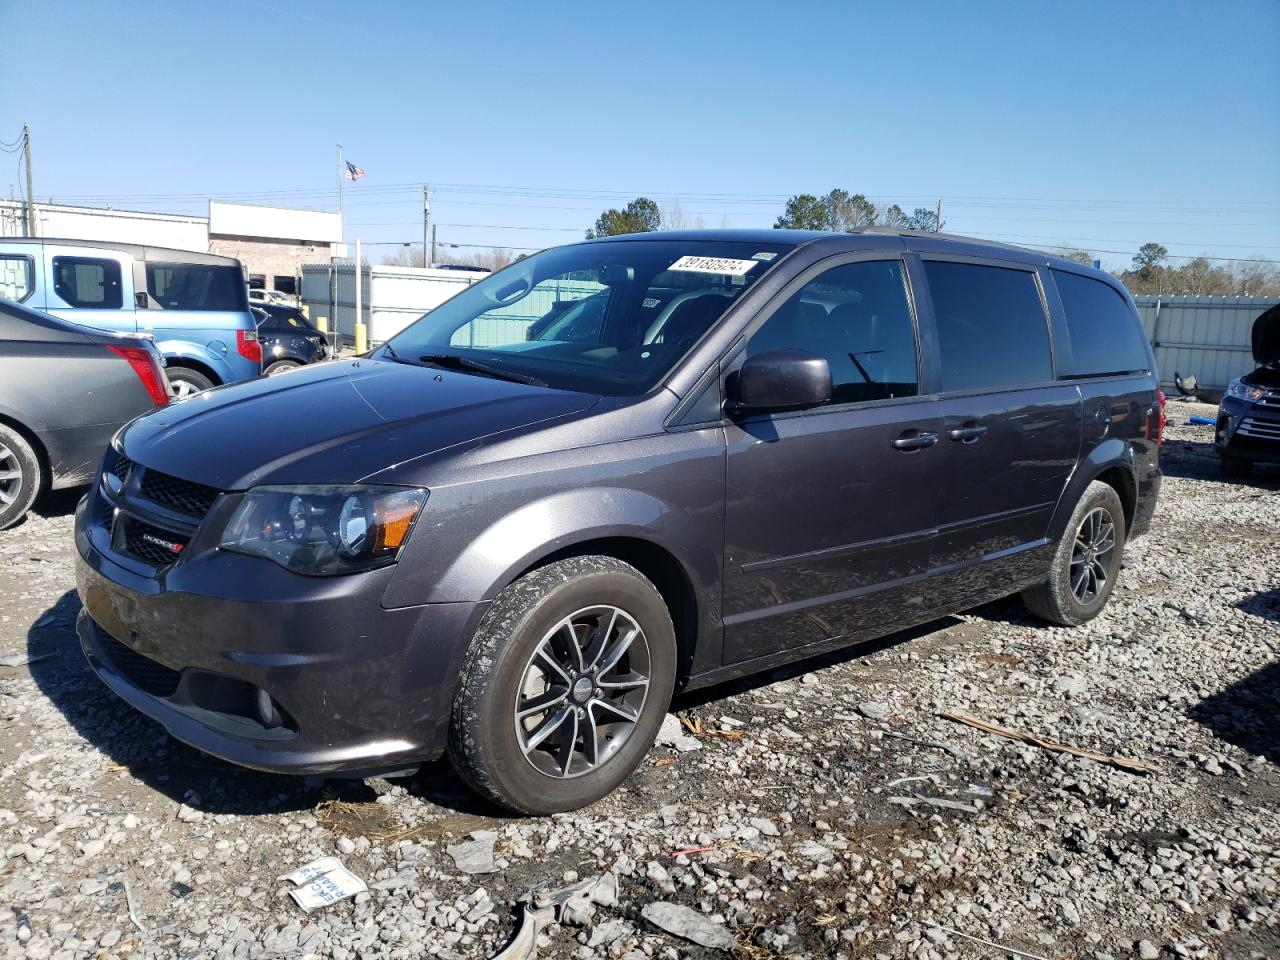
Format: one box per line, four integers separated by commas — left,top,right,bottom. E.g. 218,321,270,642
107,345,169,407
237,328,263,364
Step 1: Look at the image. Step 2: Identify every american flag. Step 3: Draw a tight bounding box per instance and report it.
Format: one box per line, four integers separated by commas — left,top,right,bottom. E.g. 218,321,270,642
344,161,366,181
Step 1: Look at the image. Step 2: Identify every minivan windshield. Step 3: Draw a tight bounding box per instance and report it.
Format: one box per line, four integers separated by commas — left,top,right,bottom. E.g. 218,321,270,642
382,239,794,395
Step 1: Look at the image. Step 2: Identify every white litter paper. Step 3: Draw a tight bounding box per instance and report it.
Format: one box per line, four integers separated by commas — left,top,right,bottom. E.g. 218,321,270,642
667,255,757,276
278,857,367,911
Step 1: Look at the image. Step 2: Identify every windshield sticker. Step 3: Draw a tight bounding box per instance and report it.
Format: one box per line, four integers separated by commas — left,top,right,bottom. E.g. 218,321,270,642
642,297,661,308
752,251,778,261
668,255,758,276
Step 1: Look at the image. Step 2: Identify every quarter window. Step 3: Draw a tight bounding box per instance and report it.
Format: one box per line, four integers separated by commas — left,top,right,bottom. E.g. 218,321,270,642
745,260,918,403
924,261,1052,391
52,256,123,309
146,263,247,311
1052,270,1150,377
0,255,33,302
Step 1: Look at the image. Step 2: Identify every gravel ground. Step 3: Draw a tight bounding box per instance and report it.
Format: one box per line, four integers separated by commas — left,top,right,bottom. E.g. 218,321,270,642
0,401,1276,960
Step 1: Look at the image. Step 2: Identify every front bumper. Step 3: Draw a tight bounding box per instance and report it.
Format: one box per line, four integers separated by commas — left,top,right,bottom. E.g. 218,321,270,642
1215,396,1280,463
74,494,487,775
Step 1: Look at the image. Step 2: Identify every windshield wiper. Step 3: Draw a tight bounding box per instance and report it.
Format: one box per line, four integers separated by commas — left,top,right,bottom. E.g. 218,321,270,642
418,353,546,387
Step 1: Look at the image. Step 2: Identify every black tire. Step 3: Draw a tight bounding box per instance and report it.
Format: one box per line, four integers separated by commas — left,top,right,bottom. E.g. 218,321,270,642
265,360,303,376
166,366,215,401
1220,456,1254,478
448,556,677,814
1022,480,1126,627
0,424,43,531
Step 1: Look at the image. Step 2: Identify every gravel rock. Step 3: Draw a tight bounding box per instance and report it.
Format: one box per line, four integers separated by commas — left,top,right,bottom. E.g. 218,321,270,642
641,901,736,950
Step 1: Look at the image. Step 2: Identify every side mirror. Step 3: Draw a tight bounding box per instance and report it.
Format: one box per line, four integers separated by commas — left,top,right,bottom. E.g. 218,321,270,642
727,348,832,413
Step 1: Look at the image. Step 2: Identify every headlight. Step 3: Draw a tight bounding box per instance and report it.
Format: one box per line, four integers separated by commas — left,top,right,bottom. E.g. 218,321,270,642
1225,378,1265,403
220,485,427,576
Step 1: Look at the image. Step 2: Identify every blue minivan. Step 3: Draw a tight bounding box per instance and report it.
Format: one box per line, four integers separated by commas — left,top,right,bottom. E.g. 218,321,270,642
0,238,261,399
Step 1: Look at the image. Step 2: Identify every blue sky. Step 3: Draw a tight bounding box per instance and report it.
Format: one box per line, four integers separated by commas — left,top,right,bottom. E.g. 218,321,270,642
2,0,1278,270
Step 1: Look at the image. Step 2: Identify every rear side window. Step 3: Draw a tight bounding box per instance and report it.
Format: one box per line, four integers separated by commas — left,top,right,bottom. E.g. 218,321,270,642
746,259,918,403
924,261,1052,391
1053,270,1150,377
147,263,247,311
52,256,123,309
0,255,33,302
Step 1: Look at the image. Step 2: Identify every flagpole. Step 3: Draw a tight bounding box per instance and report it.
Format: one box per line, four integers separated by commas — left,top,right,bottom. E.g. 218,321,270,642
334,143,344,356
336,142,344,244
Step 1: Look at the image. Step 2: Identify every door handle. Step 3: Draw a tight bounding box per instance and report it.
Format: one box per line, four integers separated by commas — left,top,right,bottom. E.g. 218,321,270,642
892,430,939,451
947,425,988,443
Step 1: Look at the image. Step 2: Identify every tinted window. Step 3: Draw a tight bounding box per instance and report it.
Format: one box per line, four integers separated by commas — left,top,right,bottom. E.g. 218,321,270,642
146,263,247,311
746,259,917,403
925,261,1051,391
0,255,33,302
52,256,123,309
1053,270,1150,377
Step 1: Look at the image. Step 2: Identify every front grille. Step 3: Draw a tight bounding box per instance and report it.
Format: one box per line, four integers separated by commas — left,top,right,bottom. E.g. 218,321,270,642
120,517,190,568
1257,390,1280,409
99,633,181,698
1238,416,1280,442
139,469,221,518
105,448,134,485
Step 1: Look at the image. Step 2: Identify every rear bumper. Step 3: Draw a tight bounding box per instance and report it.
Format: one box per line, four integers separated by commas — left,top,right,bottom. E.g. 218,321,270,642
74,496,487,775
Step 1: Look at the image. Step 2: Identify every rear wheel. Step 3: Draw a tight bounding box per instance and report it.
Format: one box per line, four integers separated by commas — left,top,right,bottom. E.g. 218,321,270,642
166,367,215,401
1220,456,1254,478
448,556,677,814
0,425,42,531
1022,481,1126,626
265,360,302,376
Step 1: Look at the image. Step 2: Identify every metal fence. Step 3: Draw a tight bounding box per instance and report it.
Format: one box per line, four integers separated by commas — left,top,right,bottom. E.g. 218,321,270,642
1133,295,1276,393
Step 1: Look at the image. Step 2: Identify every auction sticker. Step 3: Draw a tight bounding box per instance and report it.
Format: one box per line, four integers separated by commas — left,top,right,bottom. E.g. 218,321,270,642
668,255,758,276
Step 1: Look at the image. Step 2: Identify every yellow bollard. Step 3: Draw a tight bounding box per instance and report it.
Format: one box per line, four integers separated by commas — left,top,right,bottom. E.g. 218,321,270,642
315,316,328,334
355,322,368,354
300,304,310,320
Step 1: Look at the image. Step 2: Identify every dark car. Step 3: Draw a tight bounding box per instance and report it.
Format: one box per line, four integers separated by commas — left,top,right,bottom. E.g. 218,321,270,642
0,298,168,529
1215,304,1280,476
253,304,329,375
73,230,1162,813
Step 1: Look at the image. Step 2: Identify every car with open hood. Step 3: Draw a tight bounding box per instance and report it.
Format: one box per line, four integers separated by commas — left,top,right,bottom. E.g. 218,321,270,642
73,229,1162,813
1216,304,1280,476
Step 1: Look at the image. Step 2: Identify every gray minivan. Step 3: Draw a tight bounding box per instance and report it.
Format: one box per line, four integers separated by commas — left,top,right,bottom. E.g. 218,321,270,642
0,238,261,398
74,229,1163,814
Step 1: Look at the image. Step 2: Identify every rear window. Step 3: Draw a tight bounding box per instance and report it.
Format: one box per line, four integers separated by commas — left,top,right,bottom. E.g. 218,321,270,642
1052,270,1150,377
924,261,1052,392
0,255,33,302
147,263,247,311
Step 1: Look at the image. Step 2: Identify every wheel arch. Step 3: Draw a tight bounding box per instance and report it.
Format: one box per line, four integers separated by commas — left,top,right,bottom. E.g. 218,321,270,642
163,356,222,386
1050,438,1138,540
508,536,701,679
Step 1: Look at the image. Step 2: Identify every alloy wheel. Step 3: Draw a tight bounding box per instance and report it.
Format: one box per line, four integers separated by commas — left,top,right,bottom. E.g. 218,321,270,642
1070,506,1116,605
514,605,651,779
0,441,20,507
168,378,200,402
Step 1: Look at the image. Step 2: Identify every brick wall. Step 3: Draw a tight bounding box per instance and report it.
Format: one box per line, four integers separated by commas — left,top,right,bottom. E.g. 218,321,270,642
208,236,337,291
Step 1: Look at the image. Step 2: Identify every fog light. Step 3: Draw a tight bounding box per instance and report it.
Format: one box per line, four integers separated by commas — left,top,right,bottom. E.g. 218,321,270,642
256,688,282,727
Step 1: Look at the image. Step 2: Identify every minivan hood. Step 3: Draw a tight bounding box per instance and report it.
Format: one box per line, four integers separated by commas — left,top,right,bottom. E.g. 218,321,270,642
121,358,600,488
1253,304,1279,366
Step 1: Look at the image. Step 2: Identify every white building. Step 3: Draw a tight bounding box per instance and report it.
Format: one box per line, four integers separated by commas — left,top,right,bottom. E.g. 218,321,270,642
0,198,343,295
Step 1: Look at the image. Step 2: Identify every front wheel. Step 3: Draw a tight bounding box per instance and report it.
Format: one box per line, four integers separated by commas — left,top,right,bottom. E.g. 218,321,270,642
448,556,677,814
1022,481,1126,627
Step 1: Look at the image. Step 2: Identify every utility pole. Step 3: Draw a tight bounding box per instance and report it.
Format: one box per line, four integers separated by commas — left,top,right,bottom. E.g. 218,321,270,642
23,124,36,237
422,185,430,269
934,197,943,234
431,224,437,266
